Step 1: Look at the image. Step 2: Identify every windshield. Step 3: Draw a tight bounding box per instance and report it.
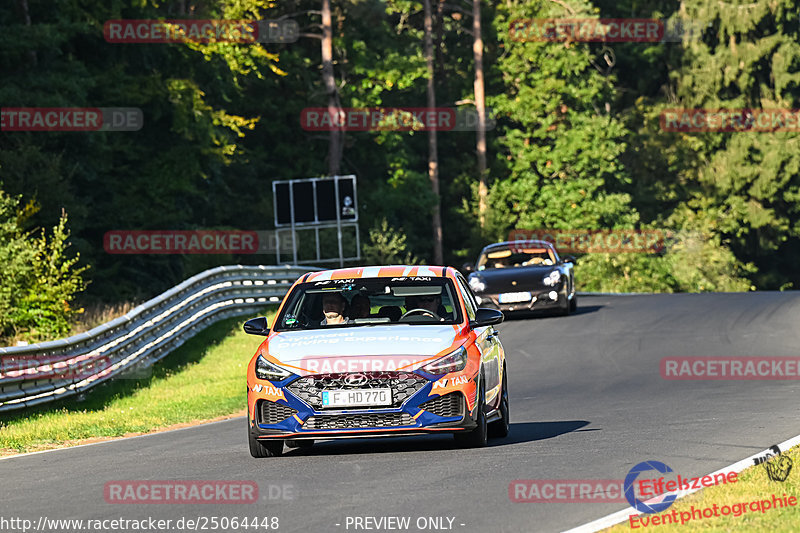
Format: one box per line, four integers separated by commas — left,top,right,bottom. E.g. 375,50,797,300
274,277,462,331
477,246,556,270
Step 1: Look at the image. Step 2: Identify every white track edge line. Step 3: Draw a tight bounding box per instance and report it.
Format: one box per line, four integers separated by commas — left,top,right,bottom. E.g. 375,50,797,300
0,415,246,461
561,432,800,533
577,292,654,296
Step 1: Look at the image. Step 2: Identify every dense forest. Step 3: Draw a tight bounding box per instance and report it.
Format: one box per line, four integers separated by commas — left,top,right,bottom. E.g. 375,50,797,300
1,0,799,341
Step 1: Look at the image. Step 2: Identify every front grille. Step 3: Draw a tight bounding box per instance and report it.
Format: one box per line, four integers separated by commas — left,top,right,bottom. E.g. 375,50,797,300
287,372,427,408
304,412,415,430
420,392,464,417
258,401,298,424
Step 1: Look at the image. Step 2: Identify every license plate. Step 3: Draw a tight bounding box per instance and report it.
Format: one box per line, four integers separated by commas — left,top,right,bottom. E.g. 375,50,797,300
499,291,532,303
321,388,392,407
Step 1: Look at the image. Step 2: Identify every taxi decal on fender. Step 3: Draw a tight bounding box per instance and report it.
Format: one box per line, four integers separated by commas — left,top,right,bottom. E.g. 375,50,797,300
429,374,471,396
251,383,286,402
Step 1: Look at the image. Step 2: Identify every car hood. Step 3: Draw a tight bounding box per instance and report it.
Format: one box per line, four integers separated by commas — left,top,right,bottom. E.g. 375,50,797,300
472,265,559,291
265,324,460,373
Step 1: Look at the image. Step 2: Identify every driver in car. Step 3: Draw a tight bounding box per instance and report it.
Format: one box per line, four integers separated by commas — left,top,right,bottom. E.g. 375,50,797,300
404,294,447,320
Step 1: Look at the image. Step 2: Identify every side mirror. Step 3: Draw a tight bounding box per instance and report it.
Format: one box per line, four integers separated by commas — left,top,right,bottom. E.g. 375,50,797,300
562,255,576,264
462,262,474,273
243,316,270,336
470,308,504,328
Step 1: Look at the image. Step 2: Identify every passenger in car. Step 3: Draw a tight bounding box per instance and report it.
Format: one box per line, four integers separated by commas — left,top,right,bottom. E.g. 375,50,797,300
376,306,402,321
350,294,371,319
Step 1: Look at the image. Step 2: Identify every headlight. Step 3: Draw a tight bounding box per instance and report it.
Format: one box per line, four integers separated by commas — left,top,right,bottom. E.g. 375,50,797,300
422,346,468,375
543,270,561,286
255,355,292,381
468,276,485,293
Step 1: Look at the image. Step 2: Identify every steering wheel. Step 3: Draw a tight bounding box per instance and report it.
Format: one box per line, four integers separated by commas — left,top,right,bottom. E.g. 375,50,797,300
400,308,439,320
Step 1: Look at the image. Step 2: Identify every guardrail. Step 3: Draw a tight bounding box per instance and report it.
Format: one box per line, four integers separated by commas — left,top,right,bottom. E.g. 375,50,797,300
0,265,319,413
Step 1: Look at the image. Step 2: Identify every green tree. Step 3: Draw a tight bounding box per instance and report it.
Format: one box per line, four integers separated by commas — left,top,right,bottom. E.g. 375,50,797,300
0,188,88,342
362,218,419,265
660,0,800,289
487,0,640,235
483,0,675,291
0,0,284,300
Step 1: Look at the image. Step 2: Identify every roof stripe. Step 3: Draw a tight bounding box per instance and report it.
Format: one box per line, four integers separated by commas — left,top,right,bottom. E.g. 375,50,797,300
299,265,446,280
360,266,383,278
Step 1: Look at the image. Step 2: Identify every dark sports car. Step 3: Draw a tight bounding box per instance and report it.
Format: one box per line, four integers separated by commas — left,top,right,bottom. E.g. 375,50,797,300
463,240,577,315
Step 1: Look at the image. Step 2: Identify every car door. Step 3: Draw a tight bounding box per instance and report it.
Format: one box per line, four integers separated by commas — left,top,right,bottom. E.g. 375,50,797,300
456,273,503,404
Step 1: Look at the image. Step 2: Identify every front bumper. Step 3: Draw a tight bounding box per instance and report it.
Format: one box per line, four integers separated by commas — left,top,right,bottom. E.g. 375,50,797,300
248,373,478,440
474,287,567,313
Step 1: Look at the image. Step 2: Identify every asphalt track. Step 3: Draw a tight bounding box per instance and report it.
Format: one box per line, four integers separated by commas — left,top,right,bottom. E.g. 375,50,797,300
2,293,800,533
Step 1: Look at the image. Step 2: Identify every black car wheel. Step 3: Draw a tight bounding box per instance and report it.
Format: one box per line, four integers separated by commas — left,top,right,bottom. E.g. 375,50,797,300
569,294,577,313
556,297,570,316
454,377,488,448
248,418,284,458
488,368,509,438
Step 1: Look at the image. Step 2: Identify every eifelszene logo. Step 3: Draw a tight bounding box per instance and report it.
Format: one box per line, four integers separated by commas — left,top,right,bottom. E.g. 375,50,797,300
754,445,793,482
624,461,677,513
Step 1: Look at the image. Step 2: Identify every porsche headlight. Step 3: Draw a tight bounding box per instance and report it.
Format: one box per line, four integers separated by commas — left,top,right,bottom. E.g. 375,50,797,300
422,346,468,375
468,276,486,293
255,355,292,381
543,270,561,286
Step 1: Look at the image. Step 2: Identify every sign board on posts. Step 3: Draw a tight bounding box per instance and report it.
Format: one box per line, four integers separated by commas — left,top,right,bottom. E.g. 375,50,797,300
271,175,360,266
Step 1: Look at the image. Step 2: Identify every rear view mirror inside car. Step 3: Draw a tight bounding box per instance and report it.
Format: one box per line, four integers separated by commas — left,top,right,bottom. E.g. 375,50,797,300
390,286,443,297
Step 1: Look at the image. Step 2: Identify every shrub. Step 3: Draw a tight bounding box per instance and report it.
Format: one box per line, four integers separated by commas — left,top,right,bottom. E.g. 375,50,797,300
0,189,88,343
362,218,419,265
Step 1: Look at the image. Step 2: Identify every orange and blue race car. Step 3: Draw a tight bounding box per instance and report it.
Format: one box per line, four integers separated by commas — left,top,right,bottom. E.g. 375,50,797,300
244,265,509,457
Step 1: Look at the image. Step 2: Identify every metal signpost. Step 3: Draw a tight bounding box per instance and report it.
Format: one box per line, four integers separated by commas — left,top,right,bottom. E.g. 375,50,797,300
272,175,360,267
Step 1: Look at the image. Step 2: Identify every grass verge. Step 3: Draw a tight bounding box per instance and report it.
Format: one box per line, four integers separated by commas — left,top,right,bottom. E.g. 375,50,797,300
605,445,800,532
0,309,276,456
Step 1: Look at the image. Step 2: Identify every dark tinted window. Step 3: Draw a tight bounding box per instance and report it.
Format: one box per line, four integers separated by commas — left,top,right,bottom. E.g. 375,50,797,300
274,277,463,331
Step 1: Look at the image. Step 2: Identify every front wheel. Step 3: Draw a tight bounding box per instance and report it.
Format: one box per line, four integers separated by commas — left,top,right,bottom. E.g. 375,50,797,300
569,294,577,313
248,419,284,458
454,377,487,448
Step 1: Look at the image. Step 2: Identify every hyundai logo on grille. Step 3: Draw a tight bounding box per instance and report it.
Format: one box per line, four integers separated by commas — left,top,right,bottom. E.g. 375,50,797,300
343,373,369,387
